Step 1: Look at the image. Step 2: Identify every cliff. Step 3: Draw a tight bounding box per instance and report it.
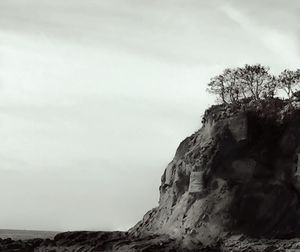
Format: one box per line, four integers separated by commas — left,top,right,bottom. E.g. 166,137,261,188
130,98,300,246
4,98,300,251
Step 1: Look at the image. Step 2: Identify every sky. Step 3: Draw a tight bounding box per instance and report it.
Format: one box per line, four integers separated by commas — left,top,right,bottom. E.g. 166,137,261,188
0,0,300,231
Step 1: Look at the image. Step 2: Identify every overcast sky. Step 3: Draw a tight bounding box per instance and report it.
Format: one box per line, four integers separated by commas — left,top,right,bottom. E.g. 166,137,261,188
0,0,300,232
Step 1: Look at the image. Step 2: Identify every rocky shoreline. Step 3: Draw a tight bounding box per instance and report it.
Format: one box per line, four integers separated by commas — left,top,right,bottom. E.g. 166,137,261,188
2,231,300,251
0,231,215,251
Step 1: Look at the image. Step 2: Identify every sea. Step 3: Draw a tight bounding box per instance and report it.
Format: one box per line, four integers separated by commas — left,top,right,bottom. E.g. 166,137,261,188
0,229,58,240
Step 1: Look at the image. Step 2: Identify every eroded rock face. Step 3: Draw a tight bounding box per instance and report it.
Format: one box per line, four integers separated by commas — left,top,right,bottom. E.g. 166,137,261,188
5,100,300,251
130,102,300,245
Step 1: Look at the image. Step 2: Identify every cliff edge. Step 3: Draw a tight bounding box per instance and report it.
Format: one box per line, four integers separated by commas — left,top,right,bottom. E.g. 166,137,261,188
130,98,300,247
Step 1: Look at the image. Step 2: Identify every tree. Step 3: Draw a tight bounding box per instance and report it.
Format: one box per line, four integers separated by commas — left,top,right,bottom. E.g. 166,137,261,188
262,76,277,99
237,64,275,100
207,64,276,104
207,74,227,104
277,69,300,99
207,68,241,104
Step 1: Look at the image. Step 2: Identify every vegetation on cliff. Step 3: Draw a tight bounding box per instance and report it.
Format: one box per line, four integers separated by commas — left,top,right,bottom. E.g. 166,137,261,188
203,65,300,125
207,64,300,104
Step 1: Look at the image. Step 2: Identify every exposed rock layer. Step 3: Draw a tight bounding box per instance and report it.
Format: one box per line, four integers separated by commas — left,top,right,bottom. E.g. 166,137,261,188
131,99,300,245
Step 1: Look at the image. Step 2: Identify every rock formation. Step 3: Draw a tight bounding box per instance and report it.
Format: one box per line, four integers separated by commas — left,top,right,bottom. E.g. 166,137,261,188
130,98,300,248
3,98,300,251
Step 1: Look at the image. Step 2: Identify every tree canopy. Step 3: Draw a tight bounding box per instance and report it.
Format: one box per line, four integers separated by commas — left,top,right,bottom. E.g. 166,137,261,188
207,64,300,104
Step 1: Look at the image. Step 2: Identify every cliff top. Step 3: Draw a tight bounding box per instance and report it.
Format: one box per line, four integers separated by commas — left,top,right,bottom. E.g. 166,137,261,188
202,96,300,125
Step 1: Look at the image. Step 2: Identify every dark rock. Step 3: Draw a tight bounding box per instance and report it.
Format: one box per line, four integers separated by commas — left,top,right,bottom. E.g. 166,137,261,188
130,101,300,246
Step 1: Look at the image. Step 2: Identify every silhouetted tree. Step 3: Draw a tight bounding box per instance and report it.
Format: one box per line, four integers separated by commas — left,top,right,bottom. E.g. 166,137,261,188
207,74,227,104
277,69,300,99
207,68,241,104
237,64,275,100
207,64,277,103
